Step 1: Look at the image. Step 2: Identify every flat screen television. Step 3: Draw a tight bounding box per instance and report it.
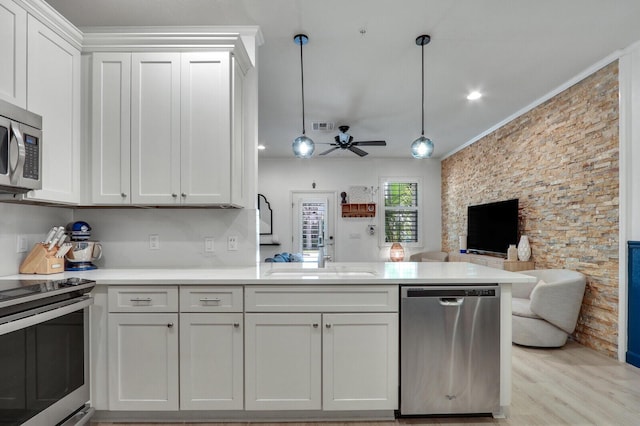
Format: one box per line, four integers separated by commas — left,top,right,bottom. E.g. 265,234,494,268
467,199,519,256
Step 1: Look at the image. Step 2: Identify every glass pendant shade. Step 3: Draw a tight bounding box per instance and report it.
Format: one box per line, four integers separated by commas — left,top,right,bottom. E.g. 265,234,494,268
389,242,405,262
411,136,434,159
292,135,315,158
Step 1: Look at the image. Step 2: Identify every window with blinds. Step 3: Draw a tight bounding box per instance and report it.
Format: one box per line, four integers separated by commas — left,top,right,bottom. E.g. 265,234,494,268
383,181,419,243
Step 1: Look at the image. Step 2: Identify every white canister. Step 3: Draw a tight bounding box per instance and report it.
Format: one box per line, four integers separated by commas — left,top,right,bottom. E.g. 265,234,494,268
507,244,518,261
459,235,467,253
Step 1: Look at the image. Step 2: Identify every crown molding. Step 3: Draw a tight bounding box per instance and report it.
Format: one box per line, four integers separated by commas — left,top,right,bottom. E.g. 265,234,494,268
14,0,83,50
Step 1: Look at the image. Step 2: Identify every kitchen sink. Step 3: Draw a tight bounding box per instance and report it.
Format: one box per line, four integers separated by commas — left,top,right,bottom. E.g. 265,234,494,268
263,267,377,278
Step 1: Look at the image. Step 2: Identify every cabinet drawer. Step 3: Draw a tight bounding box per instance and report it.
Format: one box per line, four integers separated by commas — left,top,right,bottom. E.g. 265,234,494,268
108,286,178,312
245,286,398,313
179,286,243,312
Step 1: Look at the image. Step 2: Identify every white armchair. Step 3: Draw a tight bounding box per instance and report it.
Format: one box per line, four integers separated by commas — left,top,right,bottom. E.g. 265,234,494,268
512,269,586,347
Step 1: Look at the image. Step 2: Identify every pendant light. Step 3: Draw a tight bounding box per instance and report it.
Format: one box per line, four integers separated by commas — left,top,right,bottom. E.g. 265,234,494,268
292,34,315,158
411,34,435,159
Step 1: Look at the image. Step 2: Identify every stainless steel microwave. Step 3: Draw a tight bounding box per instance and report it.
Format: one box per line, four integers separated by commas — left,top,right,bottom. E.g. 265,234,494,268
0,98,42,194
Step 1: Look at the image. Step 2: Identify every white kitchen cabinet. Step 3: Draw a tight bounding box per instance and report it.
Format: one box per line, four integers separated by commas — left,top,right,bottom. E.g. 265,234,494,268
322,313,398,410
91,49,248,206
244,313,322,410
179,313,243,410
91,52,131,204
0,0,26,107
244,285,399,411
107,312,179,411
25,14,80,203
130,52,181,205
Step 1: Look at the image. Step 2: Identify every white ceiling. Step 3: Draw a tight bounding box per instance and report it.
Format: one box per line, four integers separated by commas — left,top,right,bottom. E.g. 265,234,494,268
47,0,640,159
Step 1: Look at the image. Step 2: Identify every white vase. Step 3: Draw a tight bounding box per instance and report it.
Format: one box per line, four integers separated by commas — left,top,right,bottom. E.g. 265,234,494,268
517,236,531,261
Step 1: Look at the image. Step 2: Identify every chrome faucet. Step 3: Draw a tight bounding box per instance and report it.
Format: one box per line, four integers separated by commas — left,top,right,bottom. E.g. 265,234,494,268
317,245,331,268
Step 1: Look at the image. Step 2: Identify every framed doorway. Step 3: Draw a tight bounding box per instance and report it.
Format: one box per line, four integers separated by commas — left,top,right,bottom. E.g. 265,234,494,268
292,191,336,263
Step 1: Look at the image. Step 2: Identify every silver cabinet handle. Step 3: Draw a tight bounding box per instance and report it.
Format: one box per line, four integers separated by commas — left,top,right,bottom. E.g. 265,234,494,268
130,297,152,304
233,323,240,328
312,323,319,328
121,192,127,198
167,323,174,328
325,323,332,329
172,193,178,198
181,193,187,198
199,297,221,305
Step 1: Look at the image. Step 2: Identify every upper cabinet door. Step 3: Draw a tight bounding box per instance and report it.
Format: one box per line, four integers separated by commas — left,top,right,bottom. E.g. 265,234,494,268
26,15,81,204
91,52,132,205
131,52,181,205
180,52,231,204
0,0,26,107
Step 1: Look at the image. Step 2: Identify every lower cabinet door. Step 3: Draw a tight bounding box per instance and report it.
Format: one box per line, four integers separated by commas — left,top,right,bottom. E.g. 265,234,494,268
108,313,179,410
322,313,399,410
179,313,243,409
244,313,322,410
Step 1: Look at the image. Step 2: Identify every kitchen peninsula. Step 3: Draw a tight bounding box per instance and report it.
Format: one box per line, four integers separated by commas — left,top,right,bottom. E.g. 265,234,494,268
3,261,536,422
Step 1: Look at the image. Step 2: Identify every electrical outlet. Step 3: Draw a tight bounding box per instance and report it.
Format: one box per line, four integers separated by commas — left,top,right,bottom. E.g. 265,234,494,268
204,237,215,253
149,234,160,250
227,236,238,251
17,235,28,253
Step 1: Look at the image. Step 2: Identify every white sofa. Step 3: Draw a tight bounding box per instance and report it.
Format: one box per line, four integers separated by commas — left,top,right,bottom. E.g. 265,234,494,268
512,269,586,347
408,251,449,262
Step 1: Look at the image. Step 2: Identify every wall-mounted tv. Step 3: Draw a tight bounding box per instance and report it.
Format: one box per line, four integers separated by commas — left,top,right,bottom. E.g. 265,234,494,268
467,199,519,256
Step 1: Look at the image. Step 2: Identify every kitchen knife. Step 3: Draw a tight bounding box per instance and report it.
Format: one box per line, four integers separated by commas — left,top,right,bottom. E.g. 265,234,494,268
48,227,66,251
43,227,57,244
56,234,67,247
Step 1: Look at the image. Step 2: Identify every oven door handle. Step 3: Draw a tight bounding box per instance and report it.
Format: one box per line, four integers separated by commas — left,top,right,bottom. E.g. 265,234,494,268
9,121,26,185
0,295,93,336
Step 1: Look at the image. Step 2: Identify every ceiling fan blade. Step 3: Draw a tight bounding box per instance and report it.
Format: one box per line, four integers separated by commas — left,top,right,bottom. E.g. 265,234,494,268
319,146,341,155
352,140,386,146
348,146,369,157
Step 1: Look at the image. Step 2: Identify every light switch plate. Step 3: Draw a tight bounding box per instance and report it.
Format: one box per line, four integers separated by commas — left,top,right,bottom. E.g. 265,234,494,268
205,237,215,252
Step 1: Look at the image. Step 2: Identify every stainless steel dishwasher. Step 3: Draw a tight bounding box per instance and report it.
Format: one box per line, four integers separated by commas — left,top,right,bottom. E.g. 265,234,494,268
399,285,500,416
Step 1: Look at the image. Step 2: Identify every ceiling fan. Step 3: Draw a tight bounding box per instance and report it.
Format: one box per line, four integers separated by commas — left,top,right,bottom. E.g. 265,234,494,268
319,125,387,157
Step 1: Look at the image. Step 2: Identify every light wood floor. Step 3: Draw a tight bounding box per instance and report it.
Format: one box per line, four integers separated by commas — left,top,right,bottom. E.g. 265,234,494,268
92,340,640,426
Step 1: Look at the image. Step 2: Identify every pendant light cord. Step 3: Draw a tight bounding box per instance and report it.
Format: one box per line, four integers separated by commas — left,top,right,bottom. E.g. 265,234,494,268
421,41,425,136
299,35,307,135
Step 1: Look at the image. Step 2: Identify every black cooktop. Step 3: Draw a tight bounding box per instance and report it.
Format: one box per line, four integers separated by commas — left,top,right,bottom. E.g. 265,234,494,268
0,277,95,310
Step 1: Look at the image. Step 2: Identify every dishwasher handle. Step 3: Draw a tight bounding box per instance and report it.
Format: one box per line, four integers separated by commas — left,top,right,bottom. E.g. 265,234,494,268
439,297,463,306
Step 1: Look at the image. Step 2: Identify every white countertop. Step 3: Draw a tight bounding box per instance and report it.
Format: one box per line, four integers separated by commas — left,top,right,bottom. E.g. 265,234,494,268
2,262,537,285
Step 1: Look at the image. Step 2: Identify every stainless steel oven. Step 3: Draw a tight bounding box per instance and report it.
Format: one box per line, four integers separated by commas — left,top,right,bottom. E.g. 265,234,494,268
0,278,95,426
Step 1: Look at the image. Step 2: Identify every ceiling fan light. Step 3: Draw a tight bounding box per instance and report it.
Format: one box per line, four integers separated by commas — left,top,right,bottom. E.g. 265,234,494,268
411,136,434,159
293,135,315,158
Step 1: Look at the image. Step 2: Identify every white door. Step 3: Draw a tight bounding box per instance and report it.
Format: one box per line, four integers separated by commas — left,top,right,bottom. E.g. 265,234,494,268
244,313,322,410
0,0,26,107
131,52,181,205
292,191,336,263
108,313,179,411
26,15,80,204
179,313,243,410
322,313,399,410
180,52,231,204
91,52,131,204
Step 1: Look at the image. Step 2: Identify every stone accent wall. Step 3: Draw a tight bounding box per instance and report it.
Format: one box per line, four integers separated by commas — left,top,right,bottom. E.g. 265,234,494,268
441,62,619,357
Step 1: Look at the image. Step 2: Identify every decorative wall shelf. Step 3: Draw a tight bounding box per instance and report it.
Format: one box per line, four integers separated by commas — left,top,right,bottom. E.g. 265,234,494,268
341,203,376,218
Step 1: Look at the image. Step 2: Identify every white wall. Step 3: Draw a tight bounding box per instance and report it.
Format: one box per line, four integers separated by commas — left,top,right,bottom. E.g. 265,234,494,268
258,157,441,262
0,203,73,276
76,208,258,268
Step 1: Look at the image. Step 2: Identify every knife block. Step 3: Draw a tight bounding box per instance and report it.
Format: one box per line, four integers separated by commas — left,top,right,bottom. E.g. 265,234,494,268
19,243,65,274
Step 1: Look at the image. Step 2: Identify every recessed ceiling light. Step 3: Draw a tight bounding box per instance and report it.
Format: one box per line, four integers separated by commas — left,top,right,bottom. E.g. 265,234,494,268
257,144,266,150
467,91,482,101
